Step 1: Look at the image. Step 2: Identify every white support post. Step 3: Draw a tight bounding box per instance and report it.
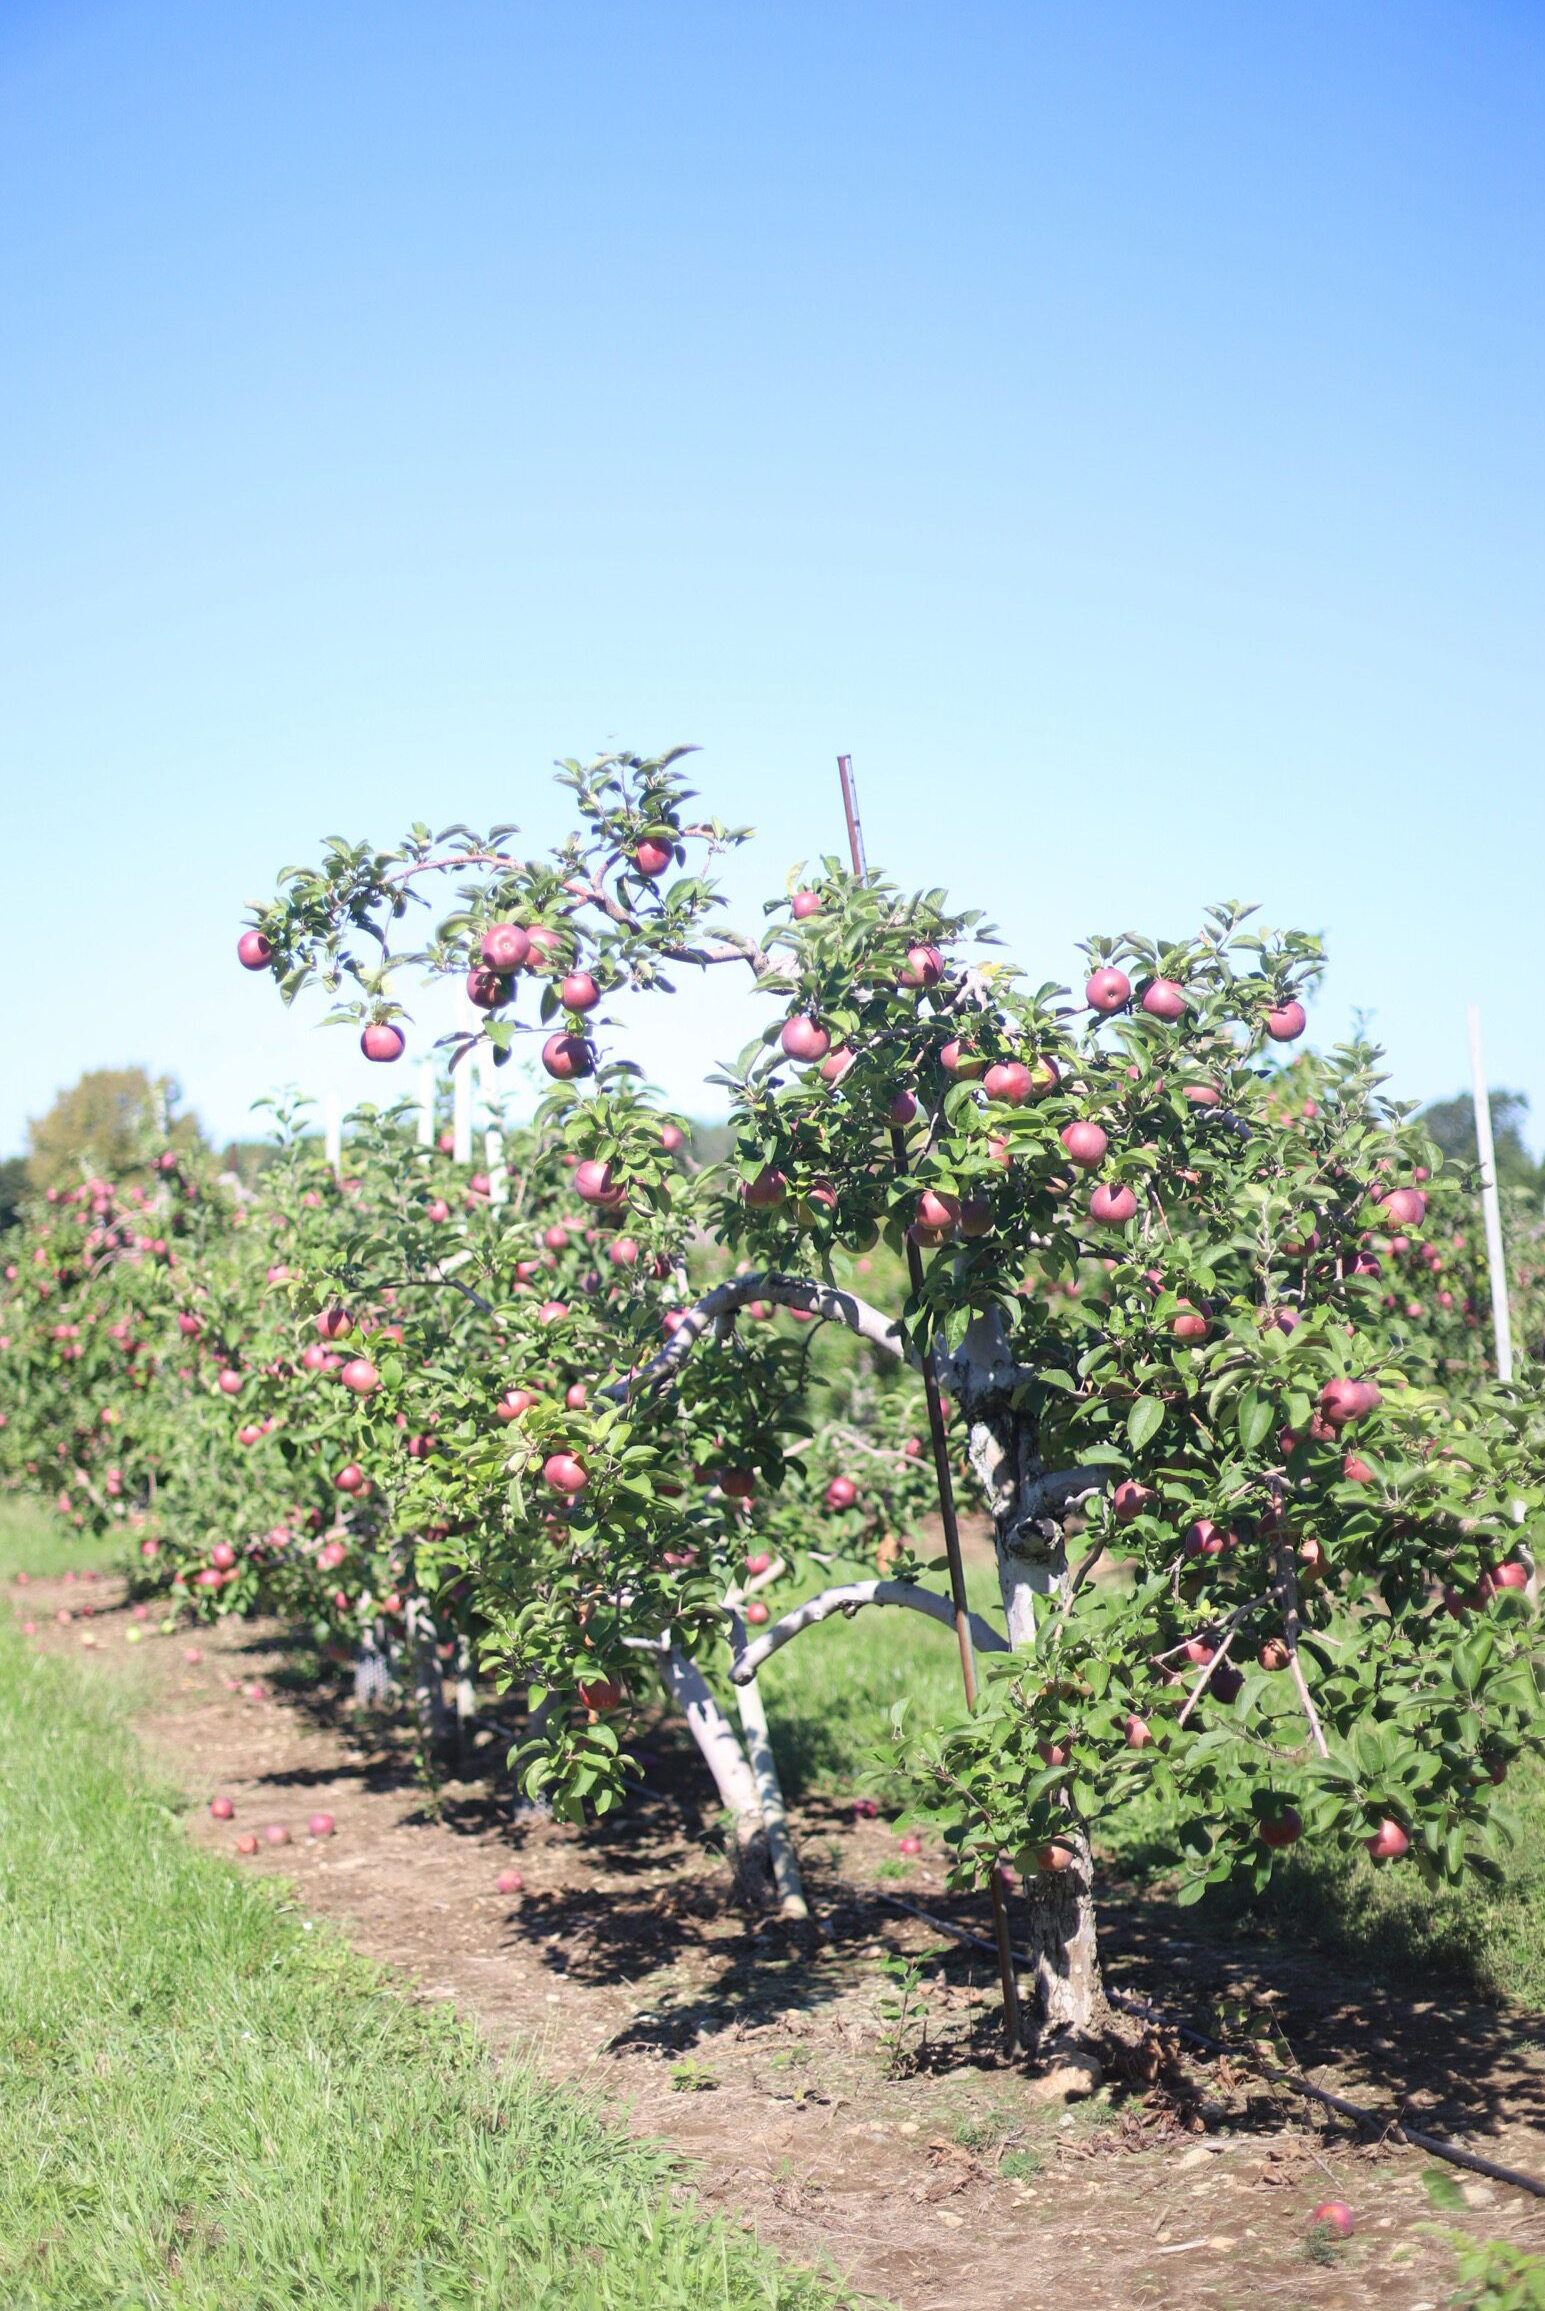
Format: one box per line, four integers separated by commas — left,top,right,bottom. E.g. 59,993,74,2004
324,1093,343,1179
416,1060,435,1149
1467,1006,1514,1384
452,987,475,1167
478,1047,508,1206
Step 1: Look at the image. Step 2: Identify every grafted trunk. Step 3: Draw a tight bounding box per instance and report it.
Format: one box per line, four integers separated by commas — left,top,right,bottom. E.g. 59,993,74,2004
732,1669,809,1919
406,1593,456,1759
958,1315,1109,2047
661,1645,778,1906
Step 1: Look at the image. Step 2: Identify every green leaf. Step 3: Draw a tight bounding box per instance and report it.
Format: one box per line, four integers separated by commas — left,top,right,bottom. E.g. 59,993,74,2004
1127,1397,1164,1452
1236,1388,1273,1455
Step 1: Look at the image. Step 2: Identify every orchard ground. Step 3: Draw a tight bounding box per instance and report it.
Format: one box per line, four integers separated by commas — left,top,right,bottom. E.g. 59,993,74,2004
8,1501,1545,2311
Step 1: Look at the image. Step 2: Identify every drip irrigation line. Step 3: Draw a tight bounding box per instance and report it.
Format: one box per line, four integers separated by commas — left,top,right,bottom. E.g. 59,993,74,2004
867,1888,1545,2204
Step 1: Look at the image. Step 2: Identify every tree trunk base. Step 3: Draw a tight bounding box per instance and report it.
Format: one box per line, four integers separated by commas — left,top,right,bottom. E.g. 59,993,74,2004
1018,1830,1110,2052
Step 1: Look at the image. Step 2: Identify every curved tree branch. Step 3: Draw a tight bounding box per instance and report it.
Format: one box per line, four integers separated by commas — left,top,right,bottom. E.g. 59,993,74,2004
730,1578,1010,1684
606,1272,918,1401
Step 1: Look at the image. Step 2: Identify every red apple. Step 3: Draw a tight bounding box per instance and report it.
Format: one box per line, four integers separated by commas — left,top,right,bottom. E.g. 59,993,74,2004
744,1167,789,1209
316,1306,353,1341
1259,1809,1302,1849
1123,1714,1152,1749
235,1833,259,1855
915,1189,960,1232
898,1834,922,1856
1365,1817,1410,1862
1036,1841,1076,1872
339,1357,379,1396
1112,1480,1153,1523
1089,1183,1138,1225
217,1368,244,1396
825,1475,858,1509
466,968,508,1010
745,1599,769,1625
1310,2201,1354,2239
1140,978,1187,1022
308,1812,335,1838
497,1867,525,1893
525,926,565,973
660,1123,685,1153
939,1039,984,1077
1085,967,1131,1013
560,971,600,1013
820,1044,855,1084
984,1061,1032,1105
1319,1378,1372,1428
1342,1453,1374,1484
538,1300,569,1324
497,1388,539,1421
360,1022,405,1063
264,1824,290,1846
211,1541,237,1570
1259,1638,1291,1672
900,943,944,988
543,1452,588,1495
1060,1121,1109,1168
541,1032,593,1080
745,1550,773,1575
888,1089,918,1126
334,1463,366,1493
791,889,821,919
480,922,531,973
237,930,273,970
209,1795,235,1820
1266,1000,1306,1042
1183,1519,1232,1559
781,1016,831,1063
633,837,674,878
1171,1304,1209,1343
574,1159,620,1205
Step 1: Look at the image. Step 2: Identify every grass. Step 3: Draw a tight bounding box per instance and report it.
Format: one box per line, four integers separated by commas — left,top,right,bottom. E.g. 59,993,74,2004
0,1506,864,2311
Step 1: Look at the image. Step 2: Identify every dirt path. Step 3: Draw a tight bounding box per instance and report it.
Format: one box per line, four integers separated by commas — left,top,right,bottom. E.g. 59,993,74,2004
17,1565,1545,2311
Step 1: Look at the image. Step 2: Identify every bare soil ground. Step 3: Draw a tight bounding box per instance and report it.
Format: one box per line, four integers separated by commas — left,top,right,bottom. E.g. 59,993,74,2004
17,1565,1545,2311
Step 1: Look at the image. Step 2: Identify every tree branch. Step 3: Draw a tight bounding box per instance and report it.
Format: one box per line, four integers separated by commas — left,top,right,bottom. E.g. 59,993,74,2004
729,1578,1010,1684
605,1272,918,1401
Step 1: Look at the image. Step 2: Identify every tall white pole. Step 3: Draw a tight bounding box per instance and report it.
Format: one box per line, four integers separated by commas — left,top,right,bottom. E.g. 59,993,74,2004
415,1060,435,1149
452,988,475,1166
478,1047,508,1206
1467,1006,1514,1385
323,1092,343,1179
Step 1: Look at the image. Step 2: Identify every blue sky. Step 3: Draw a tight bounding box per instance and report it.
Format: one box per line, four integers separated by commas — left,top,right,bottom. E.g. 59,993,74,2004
3,1,1541,1153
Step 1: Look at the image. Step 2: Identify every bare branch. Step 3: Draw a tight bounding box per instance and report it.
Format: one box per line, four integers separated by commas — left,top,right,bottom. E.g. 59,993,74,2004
730,1577,1010,1684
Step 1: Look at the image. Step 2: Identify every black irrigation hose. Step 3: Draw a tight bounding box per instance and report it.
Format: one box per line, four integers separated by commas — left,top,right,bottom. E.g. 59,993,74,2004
868,1888,1545,2204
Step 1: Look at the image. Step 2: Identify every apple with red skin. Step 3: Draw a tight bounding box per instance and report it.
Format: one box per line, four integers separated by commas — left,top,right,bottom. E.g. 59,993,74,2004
744,1600,770,1625
497,1867,525,1894
900,943,944,988
819,1045,855,1084
1139,978,1186,1021
334,1463,366,1493
1183,1083,1220,1106
466,967,508,1010
1490,1561,1529,1591
425,1197,450,1223
525,926,565,973
264,1824,290,1847
560,971,600,1013
177,1312,202,1337
1183,1519,1232,1559
791,890,821,919
542,1032,593,1080
1036,1841,1076,1872
780,1016,830,1063
825,1474,858,1509
209,1795,235,1820
1171,1305,1209,1343
1090,1183,1137,1224
316,1306,353,1342
633,837,674,878
361,1023,406,1063
1266,999,1306,1042
1366,1817,1410,1862
211,1541,237,1570
1112,1480,1153,1524
744,1167,789,1209
1319,1378,1372,1428
1085,967,1131,1013
574,1159,622,1206
497,1389,539,1422
217,1368,244,1396
898,1834,923,1856
915,1189,960,1232
1259,1638,1291,1672
339,1358,379,1396
888,1090,918,1126
308,1812,335,1838
1380,1187,1427,1227
1181,1635,1216,1666
1060,1121,1108,1168
1209,1663,1244,1703
1036,1737,1074,1768
1123,1714,1152,1749
1310,2202,1354,2239
481,922,531,973
983,1061,1032,1105
660,1123,685,1154
543,1452,588,1495
939,1039,984,1077
235,1833,259,1855
607,1235,640,1268
1342,1453,1374,1483
1258,1809,1302,1849
237,929,273,970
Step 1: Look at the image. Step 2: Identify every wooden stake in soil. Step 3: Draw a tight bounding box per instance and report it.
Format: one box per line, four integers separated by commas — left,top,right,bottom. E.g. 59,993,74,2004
1467,1005,1514,1384
835,753,1025,2055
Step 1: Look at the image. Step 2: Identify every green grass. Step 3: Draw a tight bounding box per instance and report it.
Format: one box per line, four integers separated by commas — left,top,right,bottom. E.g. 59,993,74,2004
0,1511,864,2311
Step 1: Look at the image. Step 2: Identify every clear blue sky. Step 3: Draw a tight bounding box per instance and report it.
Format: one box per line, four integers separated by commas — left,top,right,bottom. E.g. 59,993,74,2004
3,2,1541,1154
